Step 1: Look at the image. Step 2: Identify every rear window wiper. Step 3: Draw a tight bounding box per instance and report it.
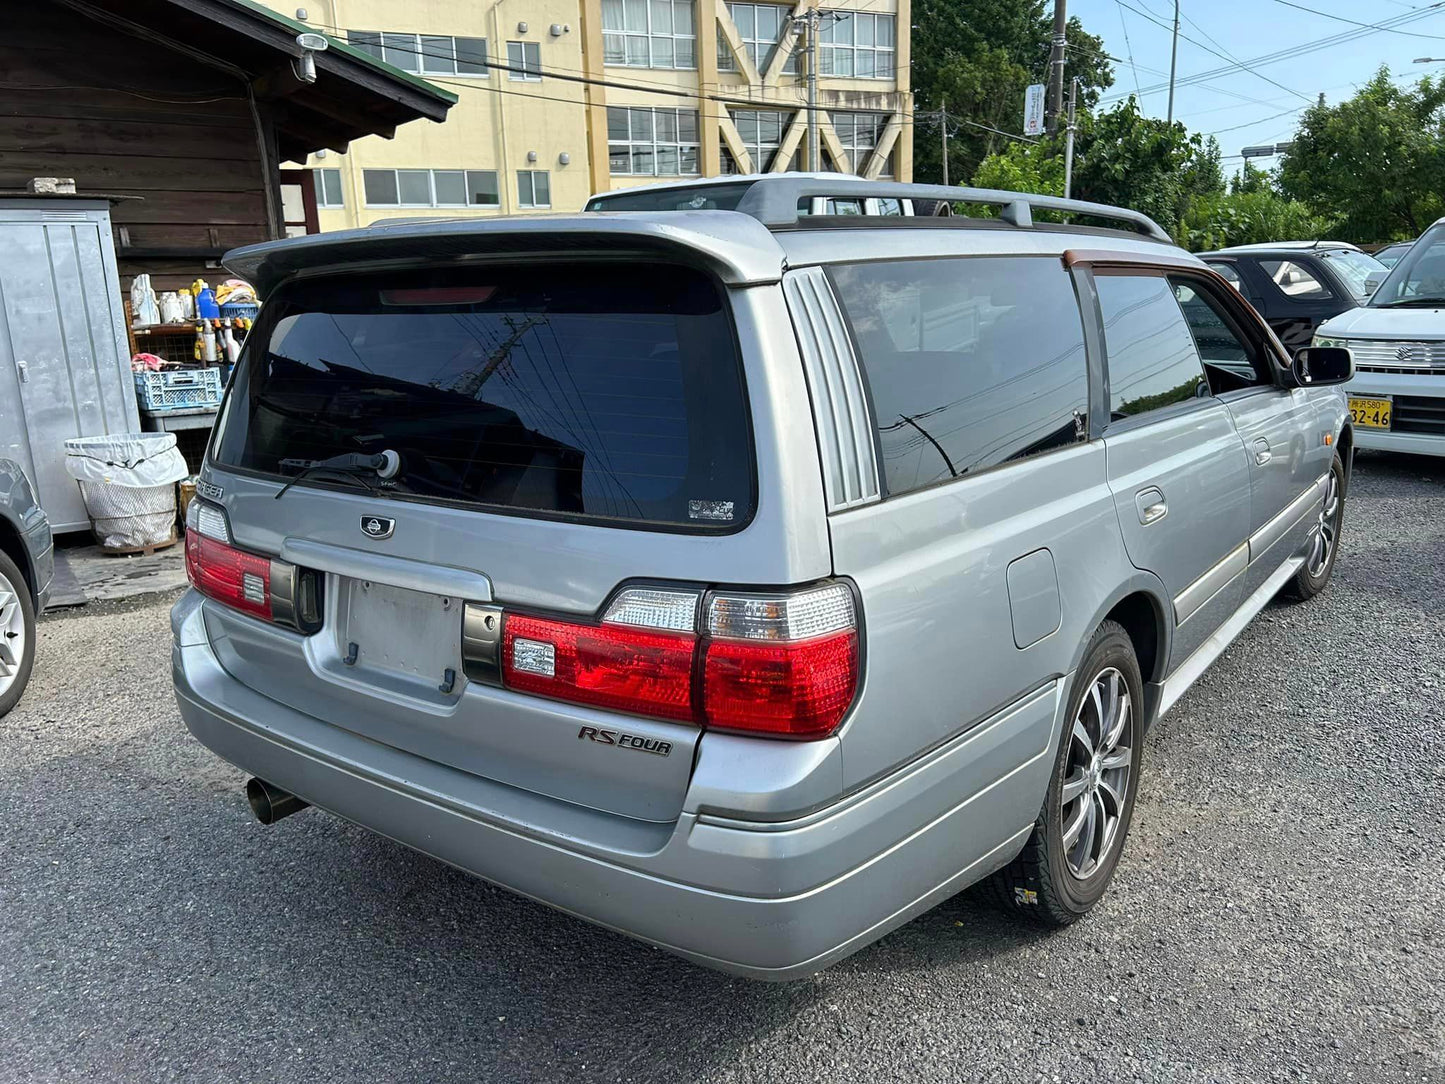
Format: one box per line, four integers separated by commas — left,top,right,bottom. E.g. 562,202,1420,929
273,451,401,500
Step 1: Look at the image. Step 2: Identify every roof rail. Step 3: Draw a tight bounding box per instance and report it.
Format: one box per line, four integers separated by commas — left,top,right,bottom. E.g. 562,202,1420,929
731,176,1174,243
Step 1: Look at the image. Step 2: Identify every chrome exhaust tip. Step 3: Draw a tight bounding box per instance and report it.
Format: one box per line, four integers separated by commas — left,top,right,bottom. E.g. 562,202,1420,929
245,777,310,825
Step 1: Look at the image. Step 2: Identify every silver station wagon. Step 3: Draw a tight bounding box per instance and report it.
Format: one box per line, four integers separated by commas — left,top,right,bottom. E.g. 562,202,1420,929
172,176,1355,979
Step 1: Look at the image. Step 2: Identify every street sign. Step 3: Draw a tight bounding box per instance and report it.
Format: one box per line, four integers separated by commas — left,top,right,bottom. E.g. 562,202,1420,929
1024,84,1046,136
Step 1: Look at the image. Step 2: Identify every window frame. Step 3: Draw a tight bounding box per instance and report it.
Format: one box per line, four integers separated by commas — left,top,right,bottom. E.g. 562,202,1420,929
829,111,891,176
827,253,1095,501
819,10,896,80
506,40,542,80
516,169,551,208
313,168,345,208
725,108,792,173
718,2,798,75
1256,256,1336,304
607,107,702,176
602,0,698,70
362,168,501,209
347,30,490,77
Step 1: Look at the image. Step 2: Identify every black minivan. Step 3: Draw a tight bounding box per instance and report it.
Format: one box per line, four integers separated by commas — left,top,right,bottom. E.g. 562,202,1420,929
1200,242,1388,351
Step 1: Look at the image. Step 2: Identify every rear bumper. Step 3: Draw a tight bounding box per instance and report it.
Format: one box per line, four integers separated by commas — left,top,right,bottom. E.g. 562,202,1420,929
172,591,1060,979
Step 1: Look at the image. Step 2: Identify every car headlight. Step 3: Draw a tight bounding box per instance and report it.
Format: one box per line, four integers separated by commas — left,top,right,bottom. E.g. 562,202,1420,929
1312,335,1348,349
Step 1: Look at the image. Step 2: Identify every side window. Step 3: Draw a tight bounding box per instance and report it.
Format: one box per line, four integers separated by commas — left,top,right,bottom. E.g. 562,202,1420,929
829,256,1089,496
1207,261,1243,292
1258,259,1333,301
1169,278,1263,385
1096,273,1208,420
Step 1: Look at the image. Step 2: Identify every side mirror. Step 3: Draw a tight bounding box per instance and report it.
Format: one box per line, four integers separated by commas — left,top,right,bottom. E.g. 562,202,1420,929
1292,346,1354,387
1363,270,1387,296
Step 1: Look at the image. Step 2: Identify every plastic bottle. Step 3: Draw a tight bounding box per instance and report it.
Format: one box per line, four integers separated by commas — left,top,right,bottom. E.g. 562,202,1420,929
196,287,220,320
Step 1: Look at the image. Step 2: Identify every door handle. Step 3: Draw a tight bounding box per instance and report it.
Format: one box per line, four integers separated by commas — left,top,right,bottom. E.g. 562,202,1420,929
15,361,27,384
1253,437,1271,465
1135,486,1167,525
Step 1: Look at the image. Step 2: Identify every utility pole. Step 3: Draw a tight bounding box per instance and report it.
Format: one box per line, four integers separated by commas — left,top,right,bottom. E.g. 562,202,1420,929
794,9,825,171
1166,0,1180,124
1064,78,1078,198
1047,0,1068,133
940,96,949,185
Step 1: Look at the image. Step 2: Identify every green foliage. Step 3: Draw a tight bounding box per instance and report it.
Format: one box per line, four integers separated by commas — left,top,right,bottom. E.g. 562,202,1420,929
1230,161,1272,196
1278,68,1445,241
1177,190,1340,252
970,98,1225,235
910,0,1113,185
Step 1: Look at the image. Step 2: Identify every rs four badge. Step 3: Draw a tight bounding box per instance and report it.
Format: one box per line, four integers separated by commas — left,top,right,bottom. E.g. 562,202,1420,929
360,515,395,540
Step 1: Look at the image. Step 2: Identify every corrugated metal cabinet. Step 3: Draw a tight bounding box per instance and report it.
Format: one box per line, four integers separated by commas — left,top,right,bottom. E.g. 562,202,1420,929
0,199,140,531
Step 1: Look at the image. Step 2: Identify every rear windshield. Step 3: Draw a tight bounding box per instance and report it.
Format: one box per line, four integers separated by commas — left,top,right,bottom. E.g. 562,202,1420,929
213,263,754,530
585,184,751,211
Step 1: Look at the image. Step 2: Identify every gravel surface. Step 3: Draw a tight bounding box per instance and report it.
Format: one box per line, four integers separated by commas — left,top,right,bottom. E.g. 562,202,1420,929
2,451,1442,1083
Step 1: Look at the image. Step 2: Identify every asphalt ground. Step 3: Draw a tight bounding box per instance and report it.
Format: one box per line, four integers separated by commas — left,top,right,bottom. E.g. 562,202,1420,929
1,450,1442,1083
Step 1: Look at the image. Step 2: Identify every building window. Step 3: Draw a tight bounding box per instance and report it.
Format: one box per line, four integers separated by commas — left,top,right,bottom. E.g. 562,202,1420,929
314,168,344,207
348,31,488,76
602,0,697,69
507,40,542,80
819,11,895,78
362,169,500,208
830,111,891,175
727,109,791,172
517,170,551,208
608,107,701,176
718,3,797,76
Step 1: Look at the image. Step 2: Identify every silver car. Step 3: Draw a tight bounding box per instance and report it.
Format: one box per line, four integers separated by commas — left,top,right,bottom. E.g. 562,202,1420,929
172,177,1355,978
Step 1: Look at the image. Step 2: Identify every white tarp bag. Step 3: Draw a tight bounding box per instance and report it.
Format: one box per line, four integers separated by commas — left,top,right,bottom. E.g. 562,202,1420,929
64,434,189,550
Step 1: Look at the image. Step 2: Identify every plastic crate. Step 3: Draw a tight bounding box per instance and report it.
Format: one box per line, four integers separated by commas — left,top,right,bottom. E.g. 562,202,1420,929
133,367,224,414
220,301,259,320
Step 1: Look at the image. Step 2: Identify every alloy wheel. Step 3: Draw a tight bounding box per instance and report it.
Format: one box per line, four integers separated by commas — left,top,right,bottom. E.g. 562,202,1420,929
0,569,26,698
1061,667,1134,880
1307,472,1341,578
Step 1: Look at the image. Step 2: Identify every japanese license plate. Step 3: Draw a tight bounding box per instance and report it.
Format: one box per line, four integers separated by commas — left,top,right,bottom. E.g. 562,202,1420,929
1348,396,1391,430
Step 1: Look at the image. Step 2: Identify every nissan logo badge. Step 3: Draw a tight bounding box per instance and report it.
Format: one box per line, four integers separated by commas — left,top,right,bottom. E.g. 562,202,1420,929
360,515,395,541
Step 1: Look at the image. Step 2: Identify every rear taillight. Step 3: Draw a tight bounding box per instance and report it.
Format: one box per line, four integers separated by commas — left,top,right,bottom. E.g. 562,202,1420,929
702,583,859,738
185,500,320,631
499,582,860,739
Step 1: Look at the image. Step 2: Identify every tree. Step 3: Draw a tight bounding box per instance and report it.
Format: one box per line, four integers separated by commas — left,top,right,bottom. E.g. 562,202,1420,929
971,98,1224,236
1230,160,1272,196
1278,68,1445,241
1178,190,1340,252
910,0,1113,185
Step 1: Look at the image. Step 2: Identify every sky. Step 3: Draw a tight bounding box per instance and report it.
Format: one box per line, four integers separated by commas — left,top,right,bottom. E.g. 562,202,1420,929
1068,0,1445,168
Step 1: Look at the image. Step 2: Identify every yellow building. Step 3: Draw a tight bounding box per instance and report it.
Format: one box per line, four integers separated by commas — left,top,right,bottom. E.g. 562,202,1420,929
265,0,911,226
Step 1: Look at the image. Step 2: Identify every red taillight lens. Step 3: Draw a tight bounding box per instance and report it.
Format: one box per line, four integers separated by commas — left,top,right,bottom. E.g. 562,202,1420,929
502,613,695,722
186,529,273,621
702,630,859,738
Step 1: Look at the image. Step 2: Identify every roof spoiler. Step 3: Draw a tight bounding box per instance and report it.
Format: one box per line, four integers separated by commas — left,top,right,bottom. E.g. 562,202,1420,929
731,177,1174,242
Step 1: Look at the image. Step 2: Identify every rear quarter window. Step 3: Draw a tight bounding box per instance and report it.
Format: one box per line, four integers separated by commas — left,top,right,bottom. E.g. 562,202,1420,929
828,256,1089,496
213,263,754,530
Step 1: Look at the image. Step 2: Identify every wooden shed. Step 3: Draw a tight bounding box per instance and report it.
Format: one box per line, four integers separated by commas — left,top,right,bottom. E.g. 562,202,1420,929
0,0,454,527
0,0,457,291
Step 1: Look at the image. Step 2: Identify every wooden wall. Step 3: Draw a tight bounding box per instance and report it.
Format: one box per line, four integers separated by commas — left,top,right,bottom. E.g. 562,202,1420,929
0,4,278,292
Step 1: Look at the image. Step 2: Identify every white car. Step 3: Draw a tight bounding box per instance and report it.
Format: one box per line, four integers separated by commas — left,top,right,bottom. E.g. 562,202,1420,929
1315,217,1445,456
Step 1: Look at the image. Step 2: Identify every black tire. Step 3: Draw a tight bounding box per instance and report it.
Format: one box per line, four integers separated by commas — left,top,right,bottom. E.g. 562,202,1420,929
1281,451,1345,602
987,620,1144,926
0,548,36,719
911,198,953,217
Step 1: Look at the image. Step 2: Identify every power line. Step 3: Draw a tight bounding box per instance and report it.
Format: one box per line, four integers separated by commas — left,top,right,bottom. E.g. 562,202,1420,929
1113,0,1145,99
1104,5,1445,101
1265,0,1445,39
1113,0,1314,103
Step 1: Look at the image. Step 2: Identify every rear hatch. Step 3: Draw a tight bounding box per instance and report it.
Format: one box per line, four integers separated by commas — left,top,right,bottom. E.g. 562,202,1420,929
191,256,835,822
